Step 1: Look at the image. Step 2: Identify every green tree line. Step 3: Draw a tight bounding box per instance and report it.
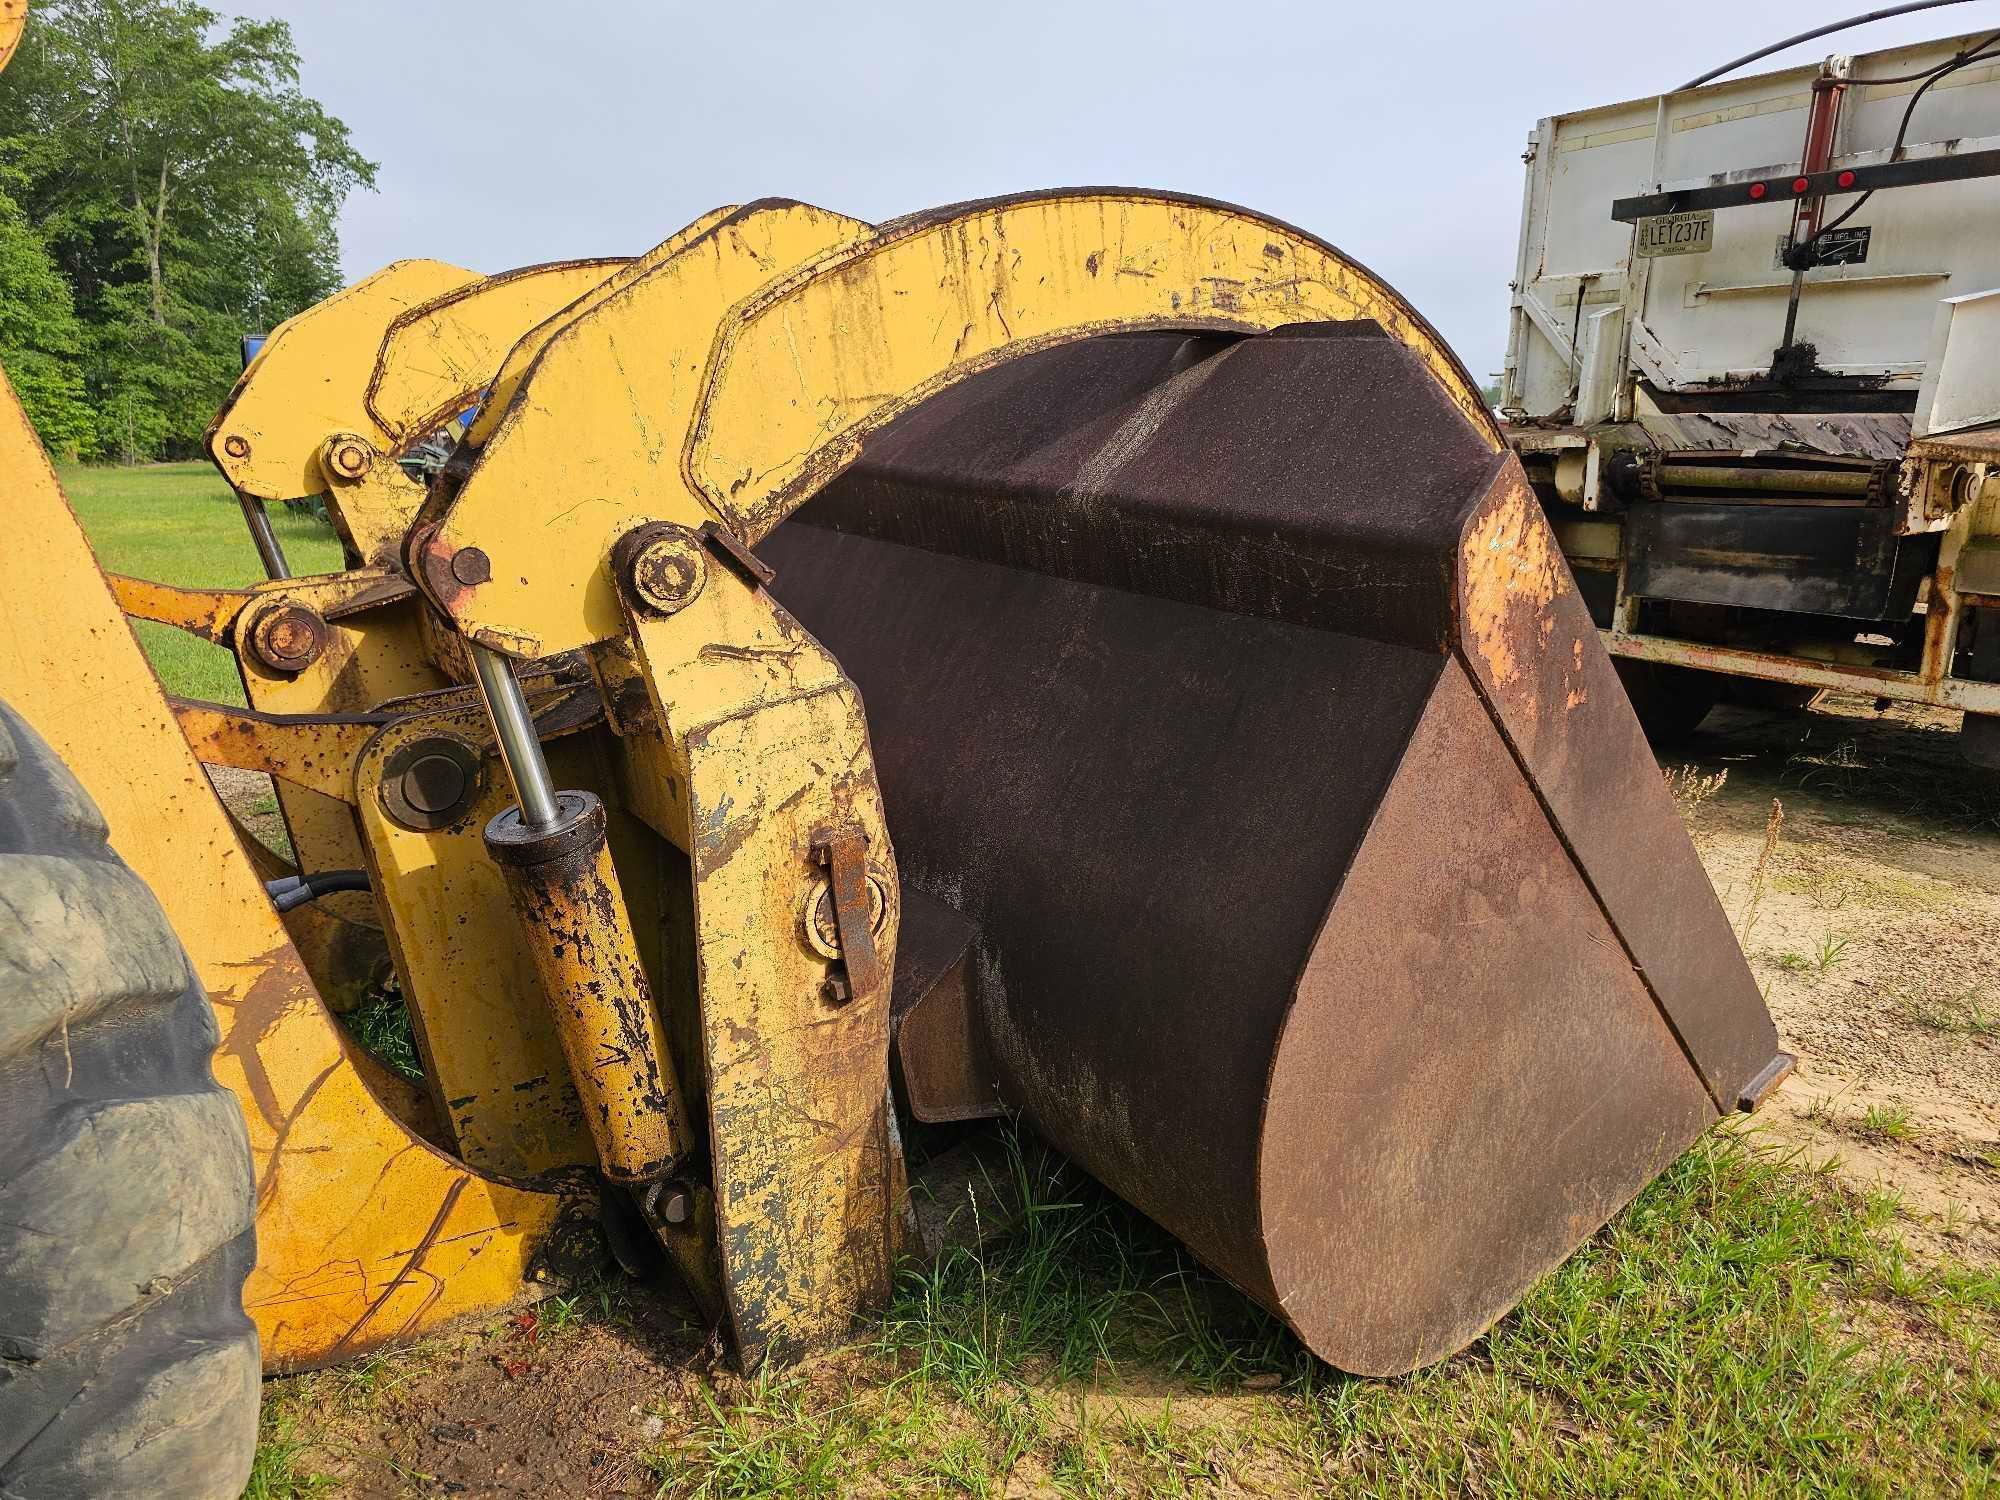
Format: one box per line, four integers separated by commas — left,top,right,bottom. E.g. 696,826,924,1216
0,0,373,460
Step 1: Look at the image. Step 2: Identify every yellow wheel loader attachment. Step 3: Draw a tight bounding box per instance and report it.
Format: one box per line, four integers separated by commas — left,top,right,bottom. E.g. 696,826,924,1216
415,189,1788,1374
116,237,723,1016
208,254,629,566
4,181,1789,1386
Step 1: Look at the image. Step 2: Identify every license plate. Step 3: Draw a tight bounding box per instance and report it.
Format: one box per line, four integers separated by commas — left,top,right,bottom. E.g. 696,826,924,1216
1635,210,1714,258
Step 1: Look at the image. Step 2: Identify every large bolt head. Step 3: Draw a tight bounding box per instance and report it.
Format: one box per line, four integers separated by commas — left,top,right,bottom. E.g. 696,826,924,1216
323,432,375,481
400,752,469,815
379,734,485,831
449,546,492,586
658,1184,694,1226
249,604,327,673
613,523,705,617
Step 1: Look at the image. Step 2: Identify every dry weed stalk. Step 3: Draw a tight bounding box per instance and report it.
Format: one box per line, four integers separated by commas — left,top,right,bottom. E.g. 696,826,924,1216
1737,797,1784,944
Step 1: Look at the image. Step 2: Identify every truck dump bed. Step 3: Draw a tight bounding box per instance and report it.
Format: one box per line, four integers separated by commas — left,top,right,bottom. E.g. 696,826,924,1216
1505,30,2000,424
1499,30,2000,752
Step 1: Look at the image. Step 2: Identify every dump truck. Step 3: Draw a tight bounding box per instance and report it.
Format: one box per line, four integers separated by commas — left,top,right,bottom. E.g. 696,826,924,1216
1503,26,2000,751
0,8,1790,1497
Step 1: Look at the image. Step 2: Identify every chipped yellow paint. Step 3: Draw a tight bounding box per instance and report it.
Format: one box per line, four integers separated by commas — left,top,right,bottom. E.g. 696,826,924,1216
119,567,443,928
436,200,874,655
0,0,23,76
107,573,257,641
407,189,1501,1362
436,191,1497,660
208,260,478,503
488,800,693,1181
352,700,598,1178
224,572,439,914
1459,474,1563,694
365,257,631,448
214,258,654,566
10,187,1506,1374
172,701,381,801
623,578,904,1365
0,367,564,1374
695,191,1501,547
466,205,742,447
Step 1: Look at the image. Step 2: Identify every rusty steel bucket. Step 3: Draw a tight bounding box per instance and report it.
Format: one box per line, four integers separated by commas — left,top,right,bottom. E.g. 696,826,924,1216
761,320,1789,1376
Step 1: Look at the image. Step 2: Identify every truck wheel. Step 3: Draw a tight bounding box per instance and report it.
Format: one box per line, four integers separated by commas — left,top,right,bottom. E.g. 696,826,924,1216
1613,660,1724,744
0,702,259,1500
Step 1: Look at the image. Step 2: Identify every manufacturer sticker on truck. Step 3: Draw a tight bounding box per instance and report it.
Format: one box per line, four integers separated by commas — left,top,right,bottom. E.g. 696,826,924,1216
1775,226,1871,268
1635,210,1714,258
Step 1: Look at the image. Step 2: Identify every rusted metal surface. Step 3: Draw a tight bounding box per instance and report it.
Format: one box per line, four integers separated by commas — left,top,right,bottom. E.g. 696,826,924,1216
170,700,386,801
107,574,258,641
694,191,1499,553
613,523,707,618
1507,409,1980,705
1908,421,2000,468
1266,659,1717,1373
765,320,1785,1374
1632,409,1912,463
1454,467,1787,1108
1652,461,1878,496
813,828,884,1005
1607,629,2000,712
117,186,1795,1379
485,791,693,1184
431,191,1495,661
889,889,1000,1124
1624,493,1936,620
248,601,331,673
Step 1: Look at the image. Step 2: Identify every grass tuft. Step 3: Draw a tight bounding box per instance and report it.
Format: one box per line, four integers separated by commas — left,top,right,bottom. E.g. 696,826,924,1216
242,1403,335,1500
1901,985,2000,1038
1858,1104,1915,1143
1664,764,1728,820
338,984,423,1082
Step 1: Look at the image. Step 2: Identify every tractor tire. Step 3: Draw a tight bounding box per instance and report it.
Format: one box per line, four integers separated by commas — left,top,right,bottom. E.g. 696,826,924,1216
0,701,259,1500
1613,659,1725,745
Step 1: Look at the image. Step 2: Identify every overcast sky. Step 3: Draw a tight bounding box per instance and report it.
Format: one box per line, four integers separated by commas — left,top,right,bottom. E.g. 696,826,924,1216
252,1,1993,380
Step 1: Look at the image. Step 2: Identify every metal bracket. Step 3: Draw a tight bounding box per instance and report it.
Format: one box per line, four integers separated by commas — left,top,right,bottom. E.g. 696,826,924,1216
813,828,883,1006
170,699,390,802
698,520,776,590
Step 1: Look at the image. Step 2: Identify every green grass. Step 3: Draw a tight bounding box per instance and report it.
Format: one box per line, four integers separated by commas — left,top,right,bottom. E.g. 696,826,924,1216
58,462,343,704
340,984,423,1082
644,1128,2000,1498
242,1402,335,1499
1902,985,2000,1039
1858,1104,1916,1143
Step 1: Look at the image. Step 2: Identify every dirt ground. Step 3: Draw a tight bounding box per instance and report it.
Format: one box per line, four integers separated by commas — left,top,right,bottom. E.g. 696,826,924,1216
246,691,2000,1497
1678,693,1999,1268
